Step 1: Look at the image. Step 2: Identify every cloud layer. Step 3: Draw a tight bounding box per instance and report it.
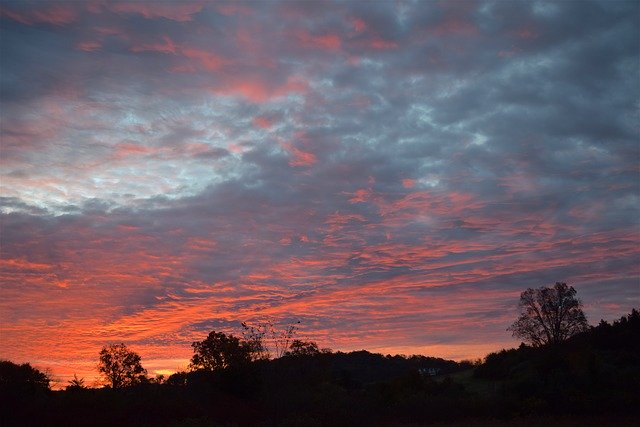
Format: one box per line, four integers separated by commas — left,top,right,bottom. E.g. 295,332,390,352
1,0,638,384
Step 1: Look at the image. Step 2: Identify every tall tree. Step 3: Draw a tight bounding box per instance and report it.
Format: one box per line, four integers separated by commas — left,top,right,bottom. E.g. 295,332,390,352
190,331,253,371
98,343,147,388
508,282,589,346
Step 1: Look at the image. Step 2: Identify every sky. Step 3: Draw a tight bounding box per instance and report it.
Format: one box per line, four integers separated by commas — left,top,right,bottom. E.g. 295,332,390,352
1,0,639,386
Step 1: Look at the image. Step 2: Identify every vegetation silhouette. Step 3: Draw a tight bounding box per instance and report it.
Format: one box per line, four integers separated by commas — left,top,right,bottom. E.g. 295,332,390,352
0,360,50,398
1,287,638,426
508,282,589,346
190,331,254,371
66,373,86,391
284,339,323,357
475,308,640,416
98,343,147,388
241,320,300,359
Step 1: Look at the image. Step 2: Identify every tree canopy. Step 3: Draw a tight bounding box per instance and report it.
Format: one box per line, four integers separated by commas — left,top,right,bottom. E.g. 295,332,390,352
98,343,147,388
507,282,589,346
0,360,50,397
190,331,253,371
285,340,321,357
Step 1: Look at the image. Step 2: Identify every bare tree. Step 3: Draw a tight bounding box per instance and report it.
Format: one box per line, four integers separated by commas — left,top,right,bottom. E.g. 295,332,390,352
241,322,271,360
508,282,589,346
98,343,147,388
241,319,300,359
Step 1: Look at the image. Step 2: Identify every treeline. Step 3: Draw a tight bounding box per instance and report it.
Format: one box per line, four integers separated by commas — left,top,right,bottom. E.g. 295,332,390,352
474,308,640,414
1,310,639,426
1,349,471,426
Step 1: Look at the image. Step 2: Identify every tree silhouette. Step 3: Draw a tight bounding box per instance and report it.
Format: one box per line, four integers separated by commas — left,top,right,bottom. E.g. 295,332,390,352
241,322,271,360
190,331,253,371
0,360,50,397
98,343,147,388
285,339,321,356
507,282,589,346
271,321,299,358
241,320,300,359
66,374,86,391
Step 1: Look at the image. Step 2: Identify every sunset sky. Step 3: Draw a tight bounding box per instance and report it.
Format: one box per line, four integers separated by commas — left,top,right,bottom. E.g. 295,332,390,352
1,0,639,386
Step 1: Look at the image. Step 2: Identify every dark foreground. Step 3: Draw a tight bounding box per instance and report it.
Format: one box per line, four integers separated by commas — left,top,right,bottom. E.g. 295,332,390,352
2,310,638,426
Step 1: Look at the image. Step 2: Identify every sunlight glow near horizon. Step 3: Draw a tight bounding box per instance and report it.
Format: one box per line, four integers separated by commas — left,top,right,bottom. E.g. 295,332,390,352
1,0,638,385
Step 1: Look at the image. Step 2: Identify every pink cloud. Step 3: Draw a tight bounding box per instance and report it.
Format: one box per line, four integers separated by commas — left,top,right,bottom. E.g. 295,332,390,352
498,49,518,58
426,2,479,37
402,179,415,188
211,75,307,103
280,131,318,167
348,188,374,204
185,237,217,252
431,18,477,36
253,117,274,129
516,27,539,40
131,36,178,55
76,41,102,52
282,143,317,167
0,4,77,26
107,1,204,22
323,212,367,235
95,26,124,37
181,46,229,71
216,3,254,16
369,37,398,50
296,30,342,51
350,17,367,33
112,142,153,160
219,81,273,103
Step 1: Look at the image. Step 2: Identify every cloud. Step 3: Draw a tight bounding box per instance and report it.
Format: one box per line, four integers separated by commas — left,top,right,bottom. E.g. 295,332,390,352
104,1,205,22
0,2,78,26
1,0,638,384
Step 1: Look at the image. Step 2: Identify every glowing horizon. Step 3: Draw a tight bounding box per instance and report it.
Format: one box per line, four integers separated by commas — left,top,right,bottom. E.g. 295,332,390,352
1,1,638,387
